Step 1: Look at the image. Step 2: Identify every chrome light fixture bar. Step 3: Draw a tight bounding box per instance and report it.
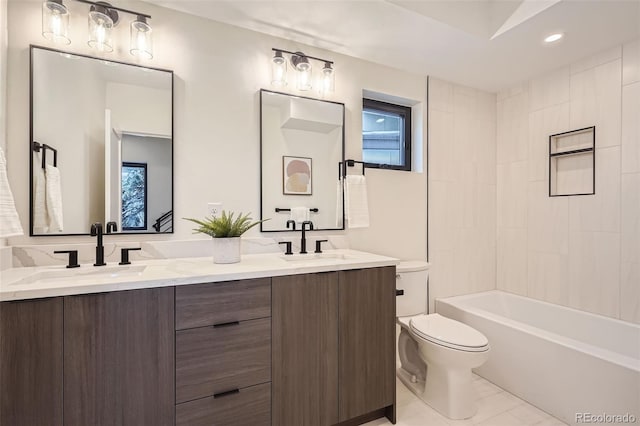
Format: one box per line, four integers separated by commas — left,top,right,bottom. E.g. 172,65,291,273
41,0,154,59
271,48,335,95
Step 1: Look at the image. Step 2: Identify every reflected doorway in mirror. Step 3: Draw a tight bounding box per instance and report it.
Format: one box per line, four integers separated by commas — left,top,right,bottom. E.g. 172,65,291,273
283,156,312,195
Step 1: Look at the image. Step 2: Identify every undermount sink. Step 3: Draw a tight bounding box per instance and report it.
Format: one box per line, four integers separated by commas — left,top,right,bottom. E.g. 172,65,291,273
9,264,147,286
280,252,349,262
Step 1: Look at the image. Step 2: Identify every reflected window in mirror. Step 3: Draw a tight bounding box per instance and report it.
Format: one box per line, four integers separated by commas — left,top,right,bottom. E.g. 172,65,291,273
29,45,173,236
260,90,345,232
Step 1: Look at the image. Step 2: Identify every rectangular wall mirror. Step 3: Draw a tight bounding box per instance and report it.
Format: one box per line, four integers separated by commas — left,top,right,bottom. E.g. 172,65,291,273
260,89,344,232
30,45,173,236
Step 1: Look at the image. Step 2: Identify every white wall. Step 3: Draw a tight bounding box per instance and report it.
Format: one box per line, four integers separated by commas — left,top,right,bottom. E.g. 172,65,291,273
5,0,428,262
0,0,9,253
106,83,171,136
496,42,640,324
428,78,497,312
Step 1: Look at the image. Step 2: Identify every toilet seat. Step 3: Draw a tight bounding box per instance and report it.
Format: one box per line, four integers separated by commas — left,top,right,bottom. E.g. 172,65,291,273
410,314,489,352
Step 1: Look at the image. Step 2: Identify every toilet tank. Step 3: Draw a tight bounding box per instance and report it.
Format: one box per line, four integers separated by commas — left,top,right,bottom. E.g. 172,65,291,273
396,260,429,317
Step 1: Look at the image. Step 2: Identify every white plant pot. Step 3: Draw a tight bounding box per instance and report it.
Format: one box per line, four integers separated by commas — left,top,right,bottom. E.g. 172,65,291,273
212,237,241,264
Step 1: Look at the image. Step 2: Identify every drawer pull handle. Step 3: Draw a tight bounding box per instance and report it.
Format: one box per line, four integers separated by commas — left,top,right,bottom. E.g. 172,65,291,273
213,389,240,399
213,321,240,328
396,289,404,296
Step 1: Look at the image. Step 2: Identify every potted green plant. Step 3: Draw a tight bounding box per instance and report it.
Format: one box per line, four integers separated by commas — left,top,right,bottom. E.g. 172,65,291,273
184,211,267,264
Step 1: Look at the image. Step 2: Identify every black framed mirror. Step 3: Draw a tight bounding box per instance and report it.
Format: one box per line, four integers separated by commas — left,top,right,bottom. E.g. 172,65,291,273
260,89,345,232
29,45,173,236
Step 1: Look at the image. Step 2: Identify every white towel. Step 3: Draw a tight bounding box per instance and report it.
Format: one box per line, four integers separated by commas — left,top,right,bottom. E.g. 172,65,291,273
33,157,48,233
0,147,24,238
290,206,309,224
336,179,344,228
344,175,370,228
45,164,64,232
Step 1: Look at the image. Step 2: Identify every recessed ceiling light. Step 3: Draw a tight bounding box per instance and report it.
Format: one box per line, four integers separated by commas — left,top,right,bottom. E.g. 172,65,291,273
376,118,385,123
544,33,564,43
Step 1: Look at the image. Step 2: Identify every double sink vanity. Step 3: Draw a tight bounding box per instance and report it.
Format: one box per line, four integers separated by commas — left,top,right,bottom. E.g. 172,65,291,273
0,249,398,426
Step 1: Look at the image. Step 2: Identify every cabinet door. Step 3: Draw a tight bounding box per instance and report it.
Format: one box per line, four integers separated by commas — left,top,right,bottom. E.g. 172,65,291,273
64,287,175,426
338,267,396,421
272,272,338,426
0,298,63,426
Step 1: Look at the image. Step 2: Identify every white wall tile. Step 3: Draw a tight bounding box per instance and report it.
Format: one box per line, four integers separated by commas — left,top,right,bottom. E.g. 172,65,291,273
571,46,622,75
429,77,453,113
620,261,640,324
568,147,620,233
497,161,528,228
497,227,528,295
476,117,497,185
429,180,456,252
529,66,570,112
568,231,620,318
429,109,454,181
497,91,529,164
621,173,640,264
428,249,454,313
528,103,570,182
621,82,640,173
527,250,570,306
527,181,569,254
570,60,622,148
622,39,640,86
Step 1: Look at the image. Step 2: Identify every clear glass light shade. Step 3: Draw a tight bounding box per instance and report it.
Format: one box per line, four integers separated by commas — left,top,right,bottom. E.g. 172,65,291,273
42,0,70,45
271,52,287,87
319,62,335,95
130,18,153,59
88,10,114,53
295,60,312,91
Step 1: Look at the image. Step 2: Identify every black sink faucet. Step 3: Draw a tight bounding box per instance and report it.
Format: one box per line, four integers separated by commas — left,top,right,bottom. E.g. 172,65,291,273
286,220,296,230
91,222,117,266
300,221,314,254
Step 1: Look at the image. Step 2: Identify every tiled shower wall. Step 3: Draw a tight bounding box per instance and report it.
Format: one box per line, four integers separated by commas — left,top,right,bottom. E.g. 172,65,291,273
496,41,640,324
428,79,497,313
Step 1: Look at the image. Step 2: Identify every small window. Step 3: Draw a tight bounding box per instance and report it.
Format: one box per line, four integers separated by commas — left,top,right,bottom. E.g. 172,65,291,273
362,98,411,171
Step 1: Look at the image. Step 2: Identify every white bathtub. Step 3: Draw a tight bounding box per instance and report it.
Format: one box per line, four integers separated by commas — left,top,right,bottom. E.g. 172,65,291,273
436,291,640,426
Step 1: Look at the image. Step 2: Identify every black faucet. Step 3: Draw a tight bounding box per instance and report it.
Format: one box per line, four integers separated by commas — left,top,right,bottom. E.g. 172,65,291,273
286,220,296,230
90,222,117,266
300,221,314,254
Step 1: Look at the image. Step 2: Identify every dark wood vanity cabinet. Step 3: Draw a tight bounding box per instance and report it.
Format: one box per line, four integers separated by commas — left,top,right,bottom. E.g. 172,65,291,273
0,266,394,426
175,278,272,426
272,266,396,426
63,287,175,426
0,297,64,426
272,272,340,426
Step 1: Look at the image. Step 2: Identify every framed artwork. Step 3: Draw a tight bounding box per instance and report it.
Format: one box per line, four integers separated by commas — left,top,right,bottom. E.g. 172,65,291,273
283,156,312,195
121,162,148,230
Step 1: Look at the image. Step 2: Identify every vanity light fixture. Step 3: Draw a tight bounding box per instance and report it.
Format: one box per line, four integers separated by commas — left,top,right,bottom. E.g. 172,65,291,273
87,1,117,52
271,48,335,95
41,0,154,59
42,0,71,45
130,15,153,59
271,50,288,87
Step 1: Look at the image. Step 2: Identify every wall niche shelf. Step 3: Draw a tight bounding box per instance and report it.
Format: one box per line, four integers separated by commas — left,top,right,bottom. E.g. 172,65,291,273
549,126,595,197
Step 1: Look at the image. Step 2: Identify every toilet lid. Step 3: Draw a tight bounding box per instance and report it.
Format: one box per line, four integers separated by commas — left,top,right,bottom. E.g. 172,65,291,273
410,314,489,352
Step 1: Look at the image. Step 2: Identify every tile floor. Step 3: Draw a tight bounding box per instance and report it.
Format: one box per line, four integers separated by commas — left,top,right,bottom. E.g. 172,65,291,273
364,375,568,426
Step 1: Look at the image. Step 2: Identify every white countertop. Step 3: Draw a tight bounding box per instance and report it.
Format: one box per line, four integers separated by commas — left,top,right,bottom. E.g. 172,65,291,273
0,249,398,301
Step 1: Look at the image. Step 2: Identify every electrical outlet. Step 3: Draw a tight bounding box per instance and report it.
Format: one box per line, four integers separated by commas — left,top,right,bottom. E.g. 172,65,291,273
207,202,223,218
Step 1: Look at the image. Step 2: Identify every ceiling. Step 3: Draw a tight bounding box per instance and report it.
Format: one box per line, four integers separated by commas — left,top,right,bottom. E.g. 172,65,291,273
148,0,640,92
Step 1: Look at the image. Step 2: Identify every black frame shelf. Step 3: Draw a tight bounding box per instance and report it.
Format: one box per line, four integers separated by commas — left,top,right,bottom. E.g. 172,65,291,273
548,126,595,197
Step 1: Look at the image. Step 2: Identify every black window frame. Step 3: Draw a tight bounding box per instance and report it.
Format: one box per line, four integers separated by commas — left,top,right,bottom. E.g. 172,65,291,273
362,98,412,172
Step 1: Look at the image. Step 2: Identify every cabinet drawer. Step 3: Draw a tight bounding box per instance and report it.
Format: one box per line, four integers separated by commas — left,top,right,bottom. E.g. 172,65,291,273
176,317,271,403
176,383,271,426
176,278,271,330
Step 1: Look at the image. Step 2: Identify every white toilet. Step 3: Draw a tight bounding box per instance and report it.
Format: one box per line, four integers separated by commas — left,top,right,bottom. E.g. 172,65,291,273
396,261,490,420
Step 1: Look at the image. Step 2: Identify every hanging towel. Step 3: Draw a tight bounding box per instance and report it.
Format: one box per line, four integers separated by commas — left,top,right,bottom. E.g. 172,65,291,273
336,179,344,228
33,157,48,233
45,164,64,232
290,206,310,224
0,147,24,237
344,175,370,228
